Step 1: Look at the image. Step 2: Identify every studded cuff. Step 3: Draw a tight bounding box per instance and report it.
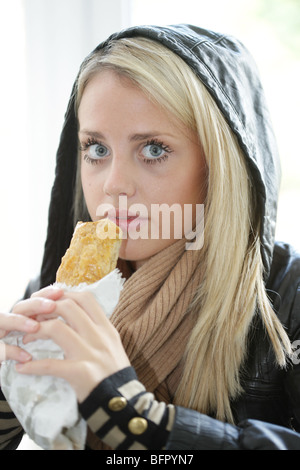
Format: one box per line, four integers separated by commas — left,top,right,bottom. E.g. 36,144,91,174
79,367,175,450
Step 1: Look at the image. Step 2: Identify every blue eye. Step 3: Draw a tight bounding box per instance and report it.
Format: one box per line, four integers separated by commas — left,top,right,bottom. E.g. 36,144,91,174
80,139,110,164
142,143,164,159
89,143,110,159
141,140,173,163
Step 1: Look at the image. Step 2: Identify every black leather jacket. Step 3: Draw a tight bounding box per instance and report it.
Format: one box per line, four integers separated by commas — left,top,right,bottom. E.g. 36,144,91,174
233,243,300,428
165,241,300,450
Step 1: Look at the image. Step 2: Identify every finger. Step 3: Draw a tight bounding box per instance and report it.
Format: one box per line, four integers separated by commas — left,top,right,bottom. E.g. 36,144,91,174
0,342,32,363
32,290,109,329
59,292,122,350
35,313,55,322
22,317,86,359
31,285,64,301
0,313,39,338
14,358,91,402
21,295,104,347
15,357,74,379
34,296,102,339
12,297,57,317
62,291,109,326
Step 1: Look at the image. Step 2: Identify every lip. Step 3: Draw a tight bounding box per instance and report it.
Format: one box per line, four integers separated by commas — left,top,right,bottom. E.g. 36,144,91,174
107,209,148,232
115,209,139,219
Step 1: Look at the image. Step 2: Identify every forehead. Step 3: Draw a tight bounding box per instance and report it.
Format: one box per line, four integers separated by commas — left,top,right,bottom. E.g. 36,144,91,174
78,70,181,135
79,70,149,111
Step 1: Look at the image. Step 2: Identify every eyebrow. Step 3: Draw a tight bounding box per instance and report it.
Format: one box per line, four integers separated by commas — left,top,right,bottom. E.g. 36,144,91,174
78,129,174,141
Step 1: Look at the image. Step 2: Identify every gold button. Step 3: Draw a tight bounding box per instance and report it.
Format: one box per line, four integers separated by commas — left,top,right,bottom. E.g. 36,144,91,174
108,396,127,412
128,417,148,435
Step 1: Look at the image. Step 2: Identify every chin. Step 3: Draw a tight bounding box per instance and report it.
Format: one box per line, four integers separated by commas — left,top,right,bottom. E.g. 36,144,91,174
118,238,176,269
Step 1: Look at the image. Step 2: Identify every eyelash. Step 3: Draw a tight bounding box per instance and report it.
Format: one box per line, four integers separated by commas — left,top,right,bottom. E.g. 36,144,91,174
142,139,172,164
79,138,173,165
79,138,103,165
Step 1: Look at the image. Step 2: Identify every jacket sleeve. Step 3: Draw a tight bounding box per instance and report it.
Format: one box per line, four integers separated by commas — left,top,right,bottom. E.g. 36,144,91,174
79,366,300,450
166,407,300,450
282,281,300,430
0,389,24,450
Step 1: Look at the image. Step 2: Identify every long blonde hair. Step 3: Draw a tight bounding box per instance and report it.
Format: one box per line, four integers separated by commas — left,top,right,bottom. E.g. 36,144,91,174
75,37,292,422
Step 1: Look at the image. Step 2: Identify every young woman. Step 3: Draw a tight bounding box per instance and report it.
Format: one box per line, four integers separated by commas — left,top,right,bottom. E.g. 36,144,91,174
1,24,300,450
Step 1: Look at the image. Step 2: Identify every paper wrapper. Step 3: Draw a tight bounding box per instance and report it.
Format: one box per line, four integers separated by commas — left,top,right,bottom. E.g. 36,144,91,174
0,269,124,450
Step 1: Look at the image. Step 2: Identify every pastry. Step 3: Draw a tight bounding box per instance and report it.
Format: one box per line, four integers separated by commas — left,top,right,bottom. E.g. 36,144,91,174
56,219,122,286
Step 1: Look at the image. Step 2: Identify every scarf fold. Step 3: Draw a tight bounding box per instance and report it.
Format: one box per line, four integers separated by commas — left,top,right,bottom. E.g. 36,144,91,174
87,238,203,449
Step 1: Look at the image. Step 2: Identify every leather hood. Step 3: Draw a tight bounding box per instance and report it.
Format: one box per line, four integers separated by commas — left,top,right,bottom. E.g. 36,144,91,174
40,24,281,287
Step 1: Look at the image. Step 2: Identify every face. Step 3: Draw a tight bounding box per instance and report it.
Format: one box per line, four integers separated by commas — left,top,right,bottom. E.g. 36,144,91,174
78,70,207,269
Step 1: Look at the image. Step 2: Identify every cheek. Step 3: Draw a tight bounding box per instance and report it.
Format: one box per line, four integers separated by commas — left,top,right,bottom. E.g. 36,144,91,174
162,174,201,206
81,169,105,215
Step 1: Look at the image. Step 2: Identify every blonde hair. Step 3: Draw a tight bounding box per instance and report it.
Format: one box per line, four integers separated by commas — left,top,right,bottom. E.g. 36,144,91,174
75,37,292,422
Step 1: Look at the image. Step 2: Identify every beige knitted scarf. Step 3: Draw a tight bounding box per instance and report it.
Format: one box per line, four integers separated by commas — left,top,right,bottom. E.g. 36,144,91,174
87,237,203,449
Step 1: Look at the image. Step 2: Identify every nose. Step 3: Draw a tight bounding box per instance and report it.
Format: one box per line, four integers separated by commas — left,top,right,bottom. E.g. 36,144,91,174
103,156,136,199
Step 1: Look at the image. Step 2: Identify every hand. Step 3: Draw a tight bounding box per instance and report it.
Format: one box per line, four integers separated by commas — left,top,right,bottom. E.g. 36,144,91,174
12,287,131,402
0,288,61,364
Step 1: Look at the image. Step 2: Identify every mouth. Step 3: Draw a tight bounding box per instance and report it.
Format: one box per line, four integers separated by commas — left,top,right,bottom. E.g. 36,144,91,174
107,209,142,231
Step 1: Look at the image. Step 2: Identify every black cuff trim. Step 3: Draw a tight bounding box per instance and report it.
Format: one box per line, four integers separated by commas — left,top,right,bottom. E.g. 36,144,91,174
79,367,137,419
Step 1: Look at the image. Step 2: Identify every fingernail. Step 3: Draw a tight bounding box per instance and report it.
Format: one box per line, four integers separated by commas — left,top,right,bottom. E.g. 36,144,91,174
41,298,56,312
48,286,64,297
24,319,39,331
15,363,25,371
19,351,31,362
